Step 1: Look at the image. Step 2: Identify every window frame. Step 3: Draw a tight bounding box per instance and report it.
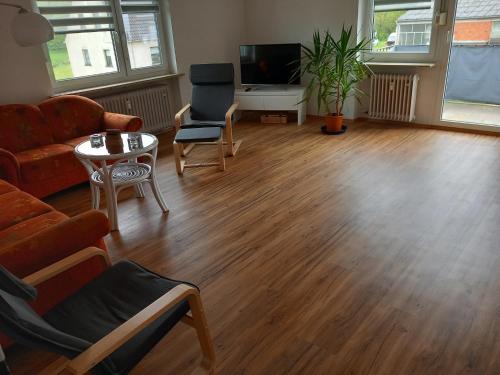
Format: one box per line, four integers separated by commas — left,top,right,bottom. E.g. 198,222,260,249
40,0,170,93
361,0,442,63
491,20,500,44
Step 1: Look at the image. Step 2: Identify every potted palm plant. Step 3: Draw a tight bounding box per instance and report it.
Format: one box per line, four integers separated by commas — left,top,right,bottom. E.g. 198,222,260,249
296,26,372,134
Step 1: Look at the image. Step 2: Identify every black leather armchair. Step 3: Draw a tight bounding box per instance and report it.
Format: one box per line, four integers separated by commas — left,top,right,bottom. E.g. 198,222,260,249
175,63,241,157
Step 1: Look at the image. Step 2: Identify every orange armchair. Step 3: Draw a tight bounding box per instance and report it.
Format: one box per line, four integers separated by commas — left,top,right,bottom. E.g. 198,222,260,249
0,95,143,198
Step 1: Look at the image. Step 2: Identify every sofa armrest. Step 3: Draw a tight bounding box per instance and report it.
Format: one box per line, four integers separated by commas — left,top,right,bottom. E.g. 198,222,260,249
0,210,110,278
103,112,143,132
0,148,20,187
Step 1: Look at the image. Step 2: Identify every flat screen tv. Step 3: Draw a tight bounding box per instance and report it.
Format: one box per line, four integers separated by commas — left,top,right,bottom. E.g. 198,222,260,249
240,44,301,86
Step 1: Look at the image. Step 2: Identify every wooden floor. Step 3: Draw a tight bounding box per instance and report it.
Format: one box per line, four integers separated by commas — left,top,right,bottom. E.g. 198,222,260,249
7,118,500,374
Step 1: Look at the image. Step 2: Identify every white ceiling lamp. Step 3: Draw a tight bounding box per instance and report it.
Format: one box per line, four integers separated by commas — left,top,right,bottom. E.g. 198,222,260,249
0,1,54,46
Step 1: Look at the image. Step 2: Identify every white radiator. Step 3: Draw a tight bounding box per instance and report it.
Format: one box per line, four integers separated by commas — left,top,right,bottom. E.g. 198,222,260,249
95,86,174,133
369,74,419,122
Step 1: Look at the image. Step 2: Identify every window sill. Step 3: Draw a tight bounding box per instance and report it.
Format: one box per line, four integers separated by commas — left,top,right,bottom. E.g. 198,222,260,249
366,62,436,68
55,73,184,99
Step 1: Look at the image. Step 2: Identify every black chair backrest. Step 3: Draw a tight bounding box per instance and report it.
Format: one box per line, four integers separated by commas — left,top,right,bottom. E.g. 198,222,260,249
0,266,90,359
190,63,235,122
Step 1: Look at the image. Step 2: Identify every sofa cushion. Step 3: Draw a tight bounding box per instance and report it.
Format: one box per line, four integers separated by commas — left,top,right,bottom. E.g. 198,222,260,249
39,96,104,142
0,179,18,195
62,135,91,149
0,105,54,153
0,190,54,231
15,144,82,184
0,211,67,253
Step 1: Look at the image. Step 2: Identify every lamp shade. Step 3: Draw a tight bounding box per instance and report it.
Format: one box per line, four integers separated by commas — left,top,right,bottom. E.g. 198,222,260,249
11,10,54,46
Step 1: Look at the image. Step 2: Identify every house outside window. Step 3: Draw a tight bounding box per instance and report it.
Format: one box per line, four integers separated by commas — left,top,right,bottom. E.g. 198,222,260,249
491,20,500,43
38,0,168,91
123,12,162,69
366,0,445,62
369,0,438,56
82,49,91,66
150,46,161,65
104,49,113,68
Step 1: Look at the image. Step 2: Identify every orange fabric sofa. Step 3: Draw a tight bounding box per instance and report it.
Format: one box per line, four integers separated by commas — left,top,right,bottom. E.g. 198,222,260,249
0,178,110,347
0,95,143,198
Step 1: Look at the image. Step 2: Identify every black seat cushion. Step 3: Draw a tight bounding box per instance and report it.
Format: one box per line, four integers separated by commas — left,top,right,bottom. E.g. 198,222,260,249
0,290,91,359
181,120,226,129
190,63,234,85
190,64,235,122
44,261,196,375
0,267,91,359
175,128,222,143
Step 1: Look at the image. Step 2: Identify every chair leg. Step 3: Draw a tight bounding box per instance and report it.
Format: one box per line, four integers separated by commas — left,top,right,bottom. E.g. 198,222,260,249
173,141,184,175
182,143,195,156
225,124,235,156
187,292,216,374
218,136,225,171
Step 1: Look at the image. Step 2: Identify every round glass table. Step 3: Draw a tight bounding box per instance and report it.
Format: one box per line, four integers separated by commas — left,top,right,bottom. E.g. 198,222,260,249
74,132,168,231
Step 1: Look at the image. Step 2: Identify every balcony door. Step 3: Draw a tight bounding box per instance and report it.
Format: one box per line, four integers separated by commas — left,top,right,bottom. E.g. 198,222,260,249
440,0,500,128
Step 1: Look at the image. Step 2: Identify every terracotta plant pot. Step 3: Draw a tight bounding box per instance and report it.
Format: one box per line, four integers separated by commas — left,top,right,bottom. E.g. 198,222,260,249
325,113,344,133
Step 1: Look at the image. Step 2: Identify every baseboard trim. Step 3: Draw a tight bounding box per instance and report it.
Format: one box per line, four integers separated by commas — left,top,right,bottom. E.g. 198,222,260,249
354,117,500,137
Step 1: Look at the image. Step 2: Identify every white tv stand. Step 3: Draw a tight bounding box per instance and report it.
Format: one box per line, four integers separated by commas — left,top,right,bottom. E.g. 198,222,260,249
235,87,307,125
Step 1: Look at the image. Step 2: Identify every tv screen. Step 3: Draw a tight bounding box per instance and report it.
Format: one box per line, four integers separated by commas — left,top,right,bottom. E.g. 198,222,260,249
240,44,301,85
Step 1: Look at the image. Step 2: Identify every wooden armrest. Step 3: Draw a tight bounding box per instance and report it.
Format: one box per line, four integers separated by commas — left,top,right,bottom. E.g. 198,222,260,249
225,103,239,125
65,284,197,374
23,247,111,287
175,103,191,131
226,103,239,118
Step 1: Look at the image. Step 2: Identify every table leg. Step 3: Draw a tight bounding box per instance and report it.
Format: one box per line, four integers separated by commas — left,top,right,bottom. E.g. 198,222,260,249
101,160,119,231
150,147,169,213
134,183,146,198
130,158,146,198
91,185,100,209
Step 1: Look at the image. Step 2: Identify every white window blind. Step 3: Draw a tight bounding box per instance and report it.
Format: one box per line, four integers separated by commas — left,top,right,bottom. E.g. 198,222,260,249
374,0,432,12
37,0,116,34
120,0,159,13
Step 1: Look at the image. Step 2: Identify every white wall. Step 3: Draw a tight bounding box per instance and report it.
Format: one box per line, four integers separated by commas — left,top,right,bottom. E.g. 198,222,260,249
242,0,359,118
169,0,246,105
0,0,53,104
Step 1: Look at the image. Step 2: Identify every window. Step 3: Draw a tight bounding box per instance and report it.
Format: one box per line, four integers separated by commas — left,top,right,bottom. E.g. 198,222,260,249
82,49,92,66
103,49,113,67
370,0,436,54
150,46,161,65
38,0,168,90
491,21,500,43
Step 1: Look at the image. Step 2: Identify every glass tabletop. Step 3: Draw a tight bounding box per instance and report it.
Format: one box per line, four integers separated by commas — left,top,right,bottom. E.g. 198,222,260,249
74,132,157,160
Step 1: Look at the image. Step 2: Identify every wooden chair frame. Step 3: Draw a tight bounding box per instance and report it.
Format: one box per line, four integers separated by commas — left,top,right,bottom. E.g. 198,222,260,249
20,247,215,375
173,134,225,176
175,103,242,157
